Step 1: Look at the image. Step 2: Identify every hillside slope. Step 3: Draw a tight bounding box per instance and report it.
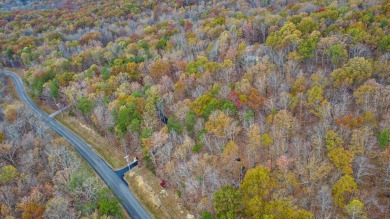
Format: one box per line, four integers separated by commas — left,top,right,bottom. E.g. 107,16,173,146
0,0,389,218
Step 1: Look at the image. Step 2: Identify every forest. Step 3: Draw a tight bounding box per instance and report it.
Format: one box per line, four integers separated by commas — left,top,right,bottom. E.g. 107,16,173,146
0,0,389,218
0,76,122,218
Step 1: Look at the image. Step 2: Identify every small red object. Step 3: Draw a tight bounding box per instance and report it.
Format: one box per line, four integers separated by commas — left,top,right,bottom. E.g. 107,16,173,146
160,180,166,188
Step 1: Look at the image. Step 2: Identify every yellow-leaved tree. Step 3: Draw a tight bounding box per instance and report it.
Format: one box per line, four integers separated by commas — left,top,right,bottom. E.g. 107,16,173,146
239,165,312,218
240,166,276,218
332,175,358,208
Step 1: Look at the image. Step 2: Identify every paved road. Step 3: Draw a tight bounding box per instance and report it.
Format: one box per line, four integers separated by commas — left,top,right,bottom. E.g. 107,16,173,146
0,70,151,219
115,160,139,183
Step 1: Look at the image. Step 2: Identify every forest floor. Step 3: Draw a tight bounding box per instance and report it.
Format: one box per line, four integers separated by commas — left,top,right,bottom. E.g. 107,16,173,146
125,167,187,219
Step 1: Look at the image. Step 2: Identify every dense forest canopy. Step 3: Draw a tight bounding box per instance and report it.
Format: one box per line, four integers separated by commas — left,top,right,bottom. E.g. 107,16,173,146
0,0,61,11
0,0,389,218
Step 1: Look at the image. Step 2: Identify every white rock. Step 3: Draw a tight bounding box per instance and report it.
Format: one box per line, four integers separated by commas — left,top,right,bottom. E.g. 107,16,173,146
186,214,195,219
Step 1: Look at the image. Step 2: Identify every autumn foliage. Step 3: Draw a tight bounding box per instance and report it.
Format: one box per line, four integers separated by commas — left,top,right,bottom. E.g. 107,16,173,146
0,0,389,218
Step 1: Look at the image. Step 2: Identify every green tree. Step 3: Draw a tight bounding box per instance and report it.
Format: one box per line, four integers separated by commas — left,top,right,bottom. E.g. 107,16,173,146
116,104,142,134
185,110,197,134
50,78,59,99
155,38,167,50
298,35,319,60
6,47,13,59
213,185,243,219
244,110,254,125
378,129,389,149
137,40,149,50
378,35,390,52
200,211,214,219
77,97,95,116
297,17,319,36
167,115,182,134
331,57,373,88
130,118,141,133
326,44,348,68
220,100,237,116
30,70,55,96
0,165,19,184
346,27,367,44
266,22,302,51
102,67,110,80
186,57,205,75
117,107,132,133
192,143,203,153
98,198,120,216
98,188,120,216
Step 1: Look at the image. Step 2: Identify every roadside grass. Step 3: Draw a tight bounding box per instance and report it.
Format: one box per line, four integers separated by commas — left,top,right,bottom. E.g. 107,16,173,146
55,114,127,169
125,167,187,219
5,77,18,99
4,67,24,77
35,100,56,114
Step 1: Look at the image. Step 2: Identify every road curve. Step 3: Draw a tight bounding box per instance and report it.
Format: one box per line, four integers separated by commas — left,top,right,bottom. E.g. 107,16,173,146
0,70,151,219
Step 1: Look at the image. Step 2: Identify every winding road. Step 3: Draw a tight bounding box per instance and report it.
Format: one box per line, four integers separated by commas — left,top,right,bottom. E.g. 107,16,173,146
0,70,151,219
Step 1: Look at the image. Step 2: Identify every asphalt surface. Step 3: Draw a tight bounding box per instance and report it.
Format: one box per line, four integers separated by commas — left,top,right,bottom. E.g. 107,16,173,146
115,160,138,184
0,69,151,219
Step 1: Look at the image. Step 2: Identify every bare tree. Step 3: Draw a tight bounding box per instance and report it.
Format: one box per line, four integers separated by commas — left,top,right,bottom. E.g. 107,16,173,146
0,185,17,210
44,197,76,219
48,146,81,173
353,156,374,184
0,143,20,166
158,142,174,165
74,177,100,204
316,185,333,219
